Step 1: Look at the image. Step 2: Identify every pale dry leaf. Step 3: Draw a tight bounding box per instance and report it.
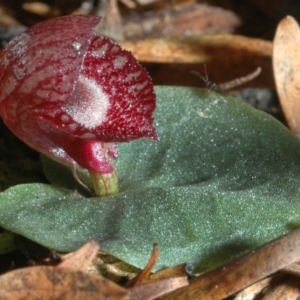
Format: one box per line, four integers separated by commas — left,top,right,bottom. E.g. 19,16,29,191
122,3,240,40
59,240,100,271
121,35,273,89
145,263,193,283
260,275,300,300
0,265,128,300
129,276,188,300
234,277,272,300
273,15,300,136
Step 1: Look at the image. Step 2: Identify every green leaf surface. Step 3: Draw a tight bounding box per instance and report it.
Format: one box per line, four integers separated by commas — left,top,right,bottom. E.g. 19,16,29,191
1,86,300,272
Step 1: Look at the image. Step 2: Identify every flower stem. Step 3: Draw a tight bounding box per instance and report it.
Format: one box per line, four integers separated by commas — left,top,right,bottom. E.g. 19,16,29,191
89,169,119,197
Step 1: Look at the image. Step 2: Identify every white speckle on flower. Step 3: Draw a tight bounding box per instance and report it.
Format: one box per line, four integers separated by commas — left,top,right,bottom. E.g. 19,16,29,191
128,85,135,93
80,132,97,139
69,123,78,131
72,41,81,51
113,56,127,69
62,75,110,129
135,81,147,91
61,114,70,122
111,86,117,95
11,33,30,60
13,65,27,80
96,62,110,74
111,45,119,54
3,54,9,68
126,71,141,81
50,147,67,159
92,43,108,58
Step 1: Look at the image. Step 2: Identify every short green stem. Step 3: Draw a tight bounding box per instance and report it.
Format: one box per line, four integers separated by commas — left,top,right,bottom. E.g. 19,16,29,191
89,169,119,197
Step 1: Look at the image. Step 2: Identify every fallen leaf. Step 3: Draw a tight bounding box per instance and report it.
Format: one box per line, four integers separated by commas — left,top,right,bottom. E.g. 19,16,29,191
0,265,128,300
129,276,188,300
146,263,194,283
59,240,100,271
157,228,300,300
259,275,300,300
273,15,300,136
122,3,240,40
121,35,273,89
234,277,273,300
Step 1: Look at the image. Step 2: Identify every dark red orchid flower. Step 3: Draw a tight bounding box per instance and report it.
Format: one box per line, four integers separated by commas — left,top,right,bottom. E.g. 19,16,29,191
0,15,157,195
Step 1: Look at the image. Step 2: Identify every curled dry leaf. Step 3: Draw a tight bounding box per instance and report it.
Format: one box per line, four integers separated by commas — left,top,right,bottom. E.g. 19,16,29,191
0,266,128,300
273,16,300,136
234,277,273,300
59,240,100,271
157,228,300,300
121,35,273,89
122,3,240,40
258,275,300,300
129,277,188,300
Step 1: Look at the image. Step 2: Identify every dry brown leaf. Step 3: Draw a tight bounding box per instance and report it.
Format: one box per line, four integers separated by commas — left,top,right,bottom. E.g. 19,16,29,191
157,228,300,300
122,3,240,40
121,35,273,89
273,16,300,136
233,274,300,300
233,277,273,300
94,0,124,41
129,276,188,300
260,275,300,300
59,240,100,271
282,260,300,276
0,265,128,300
91,252,138,283
145,263,193,283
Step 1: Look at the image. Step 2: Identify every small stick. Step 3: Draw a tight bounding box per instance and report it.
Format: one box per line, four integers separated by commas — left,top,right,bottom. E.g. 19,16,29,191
219,67,262,91
126,244,159,287
191,66,262,92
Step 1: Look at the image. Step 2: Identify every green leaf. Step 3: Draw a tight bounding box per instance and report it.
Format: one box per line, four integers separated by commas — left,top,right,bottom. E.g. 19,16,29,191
1,86,300,272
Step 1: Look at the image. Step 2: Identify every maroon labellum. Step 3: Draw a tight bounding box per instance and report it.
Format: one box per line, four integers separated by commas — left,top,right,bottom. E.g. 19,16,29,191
0,15,157,196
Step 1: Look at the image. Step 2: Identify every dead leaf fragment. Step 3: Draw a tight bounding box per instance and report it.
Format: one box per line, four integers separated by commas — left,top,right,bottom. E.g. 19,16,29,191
273,15,300,136
122,35,273,89
0,265,128,300
59,240,100,271
123,3,240,40
234,277,273,300
157,228,300,300
130,276,188,300
260,275,300,300
146,263,194,283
